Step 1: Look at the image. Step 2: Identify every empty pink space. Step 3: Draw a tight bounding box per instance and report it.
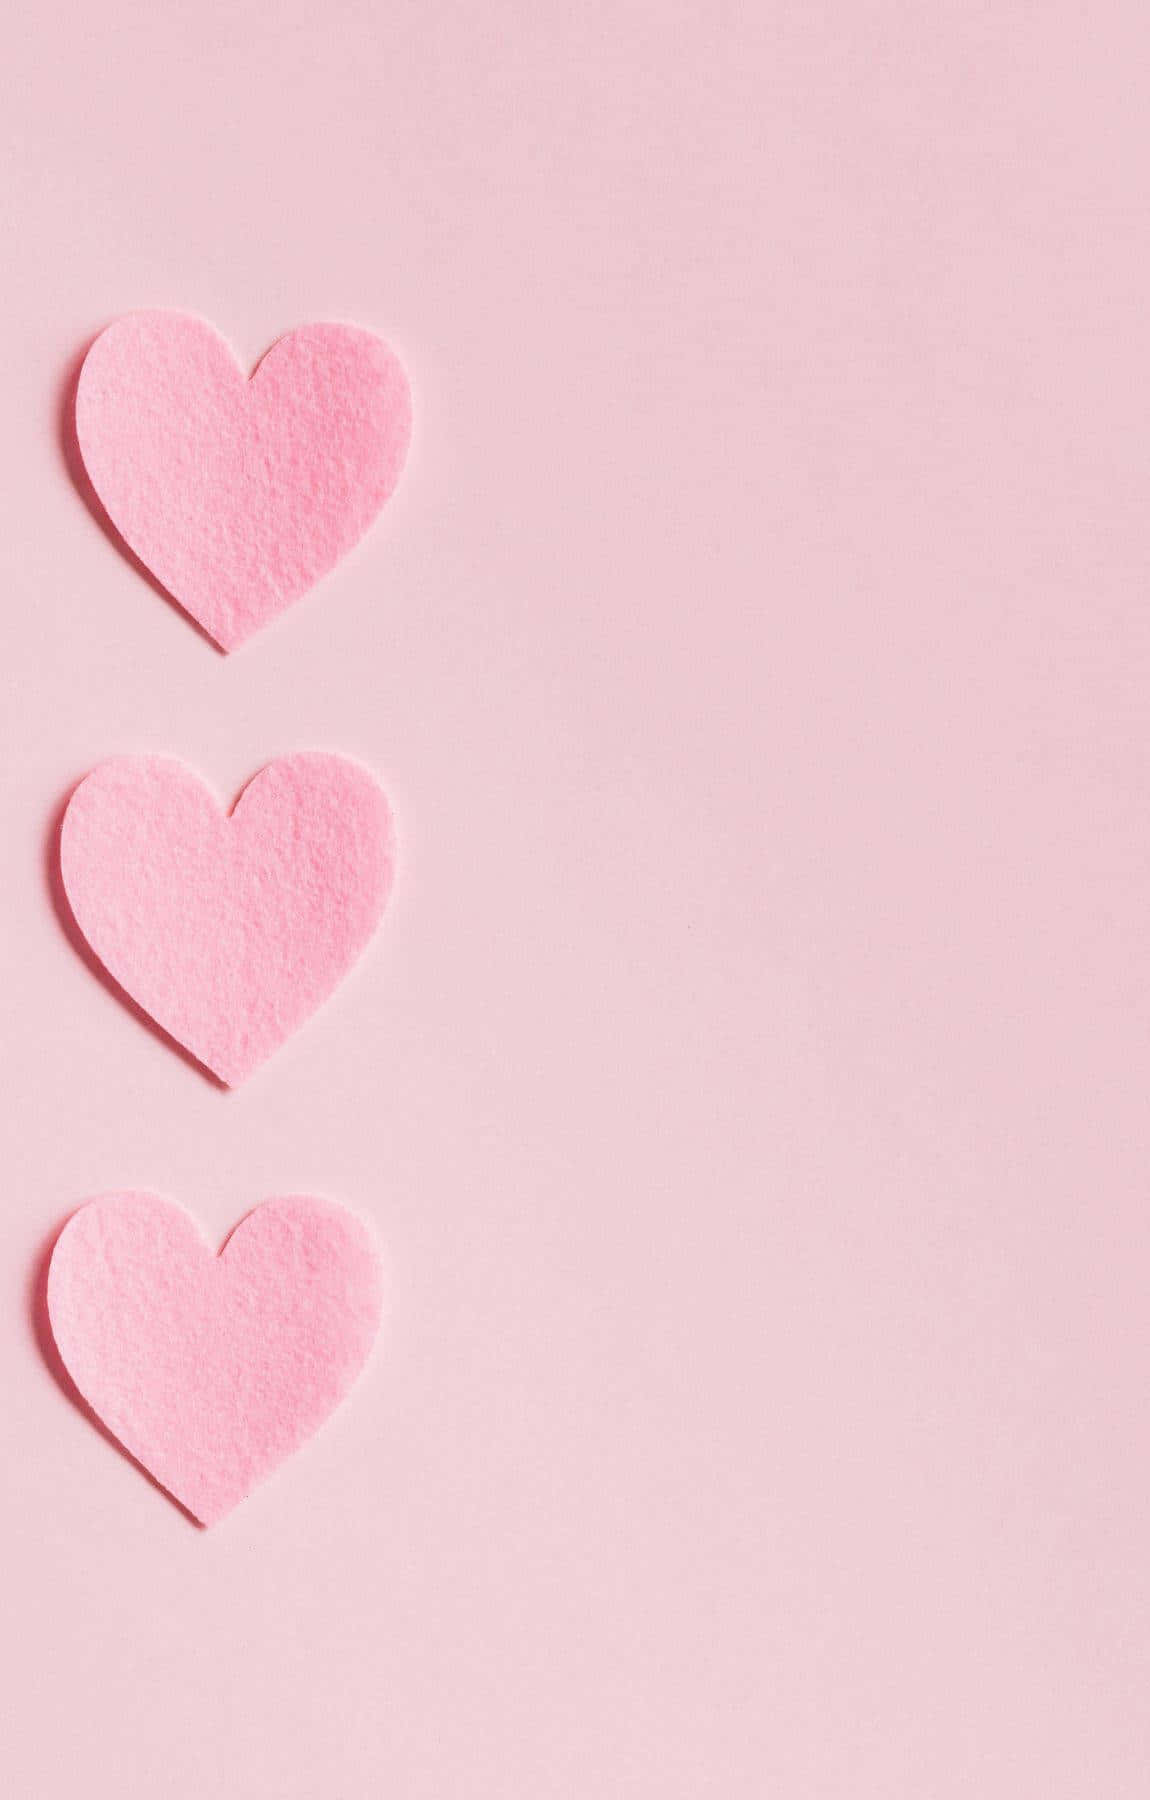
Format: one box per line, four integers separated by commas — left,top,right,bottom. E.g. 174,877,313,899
2,4,1149,1799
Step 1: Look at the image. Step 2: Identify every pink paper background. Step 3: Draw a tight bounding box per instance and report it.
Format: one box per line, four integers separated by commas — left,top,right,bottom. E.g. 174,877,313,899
2,4,1148,1794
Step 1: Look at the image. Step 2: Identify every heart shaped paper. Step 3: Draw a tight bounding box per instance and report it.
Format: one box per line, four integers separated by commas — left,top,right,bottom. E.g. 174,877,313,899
60,753,395,1085
47,1193,384,1525
75,311,412,650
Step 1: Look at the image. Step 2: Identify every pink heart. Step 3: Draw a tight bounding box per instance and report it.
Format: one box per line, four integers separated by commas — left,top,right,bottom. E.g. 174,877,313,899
47,1193,384,1525
60,753,395,1085
75,311,412,650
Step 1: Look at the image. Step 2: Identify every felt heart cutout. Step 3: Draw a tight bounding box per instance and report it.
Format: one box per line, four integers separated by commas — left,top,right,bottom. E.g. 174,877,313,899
47,1193,384,1525
75,311,412,650
60,753,395,1085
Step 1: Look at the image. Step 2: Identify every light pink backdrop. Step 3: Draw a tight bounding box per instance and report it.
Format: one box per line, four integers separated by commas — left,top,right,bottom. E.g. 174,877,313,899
1,3,1148,1793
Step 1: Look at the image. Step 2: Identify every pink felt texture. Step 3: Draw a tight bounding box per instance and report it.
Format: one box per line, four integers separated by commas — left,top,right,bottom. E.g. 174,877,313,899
48,1193,383,1526
75,311,412,650
60,753,394,1086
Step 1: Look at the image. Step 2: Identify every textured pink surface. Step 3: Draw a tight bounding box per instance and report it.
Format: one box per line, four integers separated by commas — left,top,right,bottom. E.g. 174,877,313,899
60,754,394,1085
75,311,412,649
6,5,1150,1797
48,1193,383,1525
